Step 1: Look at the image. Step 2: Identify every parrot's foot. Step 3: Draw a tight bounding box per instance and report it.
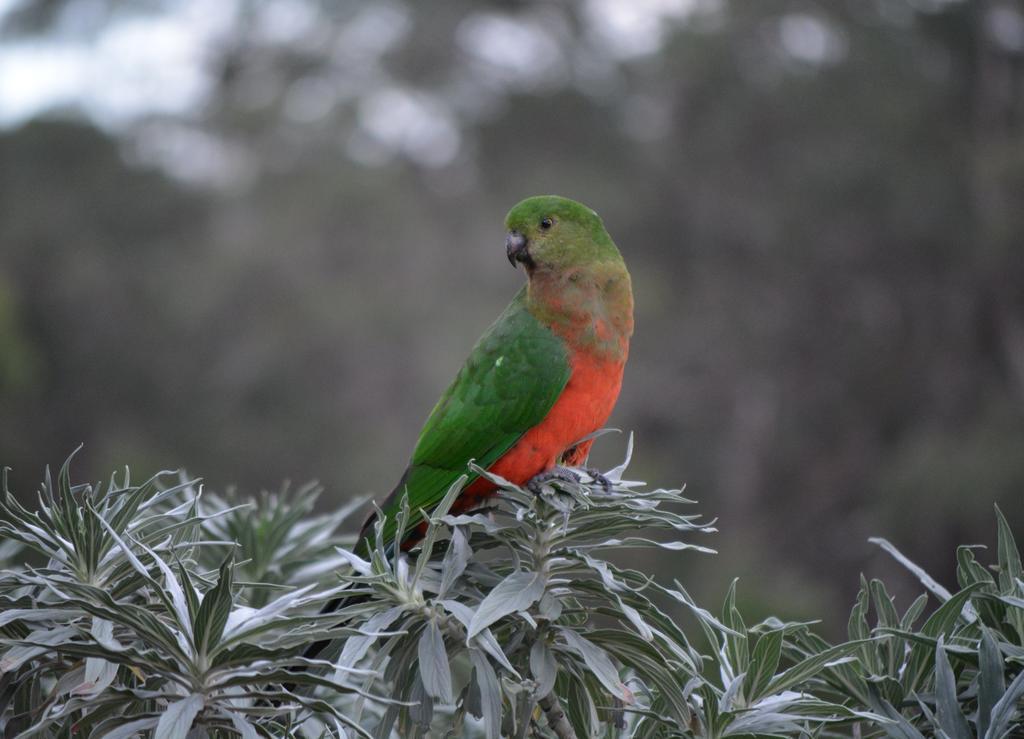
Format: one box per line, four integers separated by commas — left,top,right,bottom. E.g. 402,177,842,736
526,466,581,495
581,467,612,492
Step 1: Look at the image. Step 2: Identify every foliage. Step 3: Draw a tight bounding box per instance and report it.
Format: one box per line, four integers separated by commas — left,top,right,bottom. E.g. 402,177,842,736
794,507,1024,738
0,456,383,737
314,440,721,738
191,481,363,607
0,444,1022,737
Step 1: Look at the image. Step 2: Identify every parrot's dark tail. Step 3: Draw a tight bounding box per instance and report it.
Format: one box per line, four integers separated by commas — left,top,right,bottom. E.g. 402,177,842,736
299,516,383,665
302,591,369,663
275,591,370,699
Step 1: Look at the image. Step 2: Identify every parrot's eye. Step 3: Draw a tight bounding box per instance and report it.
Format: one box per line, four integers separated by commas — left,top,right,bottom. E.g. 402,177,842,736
540,217,554,230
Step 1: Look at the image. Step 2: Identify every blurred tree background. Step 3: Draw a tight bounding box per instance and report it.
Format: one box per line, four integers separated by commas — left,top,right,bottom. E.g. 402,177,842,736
1,0,1023,633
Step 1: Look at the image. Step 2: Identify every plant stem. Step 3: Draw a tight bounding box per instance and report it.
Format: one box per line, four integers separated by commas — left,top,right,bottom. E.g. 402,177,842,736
527,500,577,738
538,691,577,739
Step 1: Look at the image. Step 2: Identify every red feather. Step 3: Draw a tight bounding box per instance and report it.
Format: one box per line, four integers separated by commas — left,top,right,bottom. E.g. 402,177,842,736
455,350,625,510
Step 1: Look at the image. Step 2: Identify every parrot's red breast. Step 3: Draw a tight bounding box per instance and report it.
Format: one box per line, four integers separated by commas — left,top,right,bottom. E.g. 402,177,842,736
455,348,627,512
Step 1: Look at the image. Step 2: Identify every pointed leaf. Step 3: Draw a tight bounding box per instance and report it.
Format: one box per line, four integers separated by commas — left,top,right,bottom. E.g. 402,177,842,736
154,693,204,739
339,606,406,668
871,537,953,602
530,639,557,697
747,628,783,701
470,648,502,739
193,553,235,655
467,571,545,639
933,635,972,739
418,619,453,703
765,639,872,696
557,627,632,703
100,717,162,739
438,526,470,598
986,668,1024,739
994,504,1022,592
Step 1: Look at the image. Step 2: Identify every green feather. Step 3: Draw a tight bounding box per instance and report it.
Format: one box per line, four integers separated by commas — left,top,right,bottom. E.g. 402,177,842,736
360,285,571,553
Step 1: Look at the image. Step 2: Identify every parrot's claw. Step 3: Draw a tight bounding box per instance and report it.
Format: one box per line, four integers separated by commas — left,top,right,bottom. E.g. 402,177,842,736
527,466,581,495
582,467,612,492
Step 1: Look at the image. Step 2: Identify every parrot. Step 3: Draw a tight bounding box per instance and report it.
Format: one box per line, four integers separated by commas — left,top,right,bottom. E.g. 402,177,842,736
294,194,633,674
357,194,634,556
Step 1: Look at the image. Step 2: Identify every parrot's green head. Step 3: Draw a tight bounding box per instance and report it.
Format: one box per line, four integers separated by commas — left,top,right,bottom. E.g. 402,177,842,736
504,195,622,274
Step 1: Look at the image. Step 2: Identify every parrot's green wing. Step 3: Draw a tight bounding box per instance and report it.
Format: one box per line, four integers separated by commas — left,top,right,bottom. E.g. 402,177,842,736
361,286,571,552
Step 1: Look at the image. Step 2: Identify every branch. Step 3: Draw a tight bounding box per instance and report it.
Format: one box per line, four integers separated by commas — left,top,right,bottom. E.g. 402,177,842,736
538,691,577,739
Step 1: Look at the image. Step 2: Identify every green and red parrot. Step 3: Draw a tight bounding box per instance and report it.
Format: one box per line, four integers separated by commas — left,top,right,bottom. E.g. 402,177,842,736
358,194,633,555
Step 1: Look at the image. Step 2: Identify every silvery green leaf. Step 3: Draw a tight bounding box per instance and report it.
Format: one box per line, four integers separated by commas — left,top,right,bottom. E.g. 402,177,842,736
870,537,954,602
436,598,473,629
73,620,119,697
438,514,508,534
467,571,545,640
864,683,929,736
530,639,557,697
227,711,261,739
998,594,1024,608
470,648,502,739
986,668,1024,739
408,672,435,728
334,546,374,576
373,703,401,739
154,694,204,739
100,717,162,739
746,628,783,702
0,608,69,628
880,532,983,626
74,655,118,696
0,537,22,563
719,671,746,713
902,584,984,692
89,501,156,577
133,538,192,636
933,635,972,739
395,551,410,585
557,627,631,703
221,583,316,641
418,619,453,703
582,537,716,553
438,600,517,675
668,581,743,637
50,663,86,699
339,606,406,668
0,626,76,671
764,639,871,696
978,628,1005,739
439,527,470,598
994,504,1022,592
614,596,654,641
536,591,562,621
571,550,623,592
723,693,878,736
193,553,234,655
466,464,521,493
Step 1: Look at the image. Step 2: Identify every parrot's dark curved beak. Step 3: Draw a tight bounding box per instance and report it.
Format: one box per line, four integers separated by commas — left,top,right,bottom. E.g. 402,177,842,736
506,231,530,268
